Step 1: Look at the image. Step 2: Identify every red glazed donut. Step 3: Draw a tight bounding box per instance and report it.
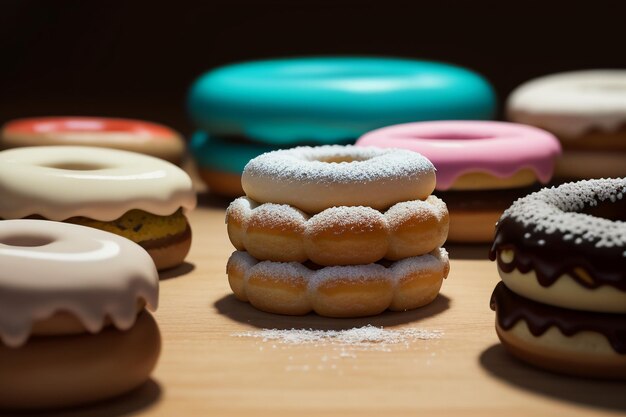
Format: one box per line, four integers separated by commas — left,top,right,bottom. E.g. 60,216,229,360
1,117,185,164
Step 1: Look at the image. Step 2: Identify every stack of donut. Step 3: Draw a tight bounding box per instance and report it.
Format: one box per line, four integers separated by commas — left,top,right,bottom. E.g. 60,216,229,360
0,220,160,409
356,121,562,242
188,57,496,197
225,145,450,317
489,178,626,379
507,70,626,180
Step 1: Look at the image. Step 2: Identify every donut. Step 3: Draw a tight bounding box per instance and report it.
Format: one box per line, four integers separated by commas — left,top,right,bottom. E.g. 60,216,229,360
0,146,197,270
189,131,280,197
226,196,449,265
189,57,496,146
188,57,495,195
226,248,450,317
0,220,160,409
356,121,561,242
506,70,626,179
242,145,436,214
489,178,626,378
491,282,626,379
1,116,185,165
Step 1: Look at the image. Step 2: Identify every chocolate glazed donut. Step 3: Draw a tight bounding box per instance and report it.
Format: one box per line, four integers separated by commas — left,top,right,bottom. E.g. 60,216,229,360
489,178,626,379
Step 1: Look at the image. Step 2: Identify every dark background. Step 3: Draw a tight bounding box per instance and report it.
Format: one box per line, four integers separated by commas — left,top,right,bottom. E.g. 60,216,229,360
0,1,623,136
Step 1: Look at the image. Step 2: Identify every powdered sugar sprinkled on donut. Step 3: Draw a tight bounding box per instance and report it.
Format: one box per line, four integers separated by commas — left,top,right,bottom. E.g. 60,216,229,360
226,196,448,265
242,145,436,213
500,178,626,249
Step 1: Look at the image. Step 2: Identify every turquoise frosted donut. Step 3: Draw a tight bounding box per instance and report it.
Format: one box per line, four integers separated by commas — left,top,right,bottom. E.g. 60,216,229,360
188,57,496,145
189,131,278,174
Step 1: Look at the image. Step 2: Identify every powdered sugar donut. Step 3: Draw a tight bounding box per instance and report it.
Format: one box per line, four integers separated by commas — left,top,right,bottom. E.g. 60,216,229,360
242,145,436,213
226,196,449,265
227,248,449,317
0,220,160,409
1,116,185,165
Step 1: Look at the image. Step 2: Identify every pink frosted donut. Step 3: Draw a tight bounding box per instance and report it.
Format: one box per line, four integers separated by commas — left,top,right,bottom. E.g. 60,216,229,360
356,121,561,191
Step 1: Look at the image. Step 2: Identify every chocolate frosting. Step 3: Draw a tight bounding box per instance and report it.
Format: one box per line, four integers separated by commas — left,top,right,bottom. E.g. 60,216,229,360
489,178,626,290
491,282,626,354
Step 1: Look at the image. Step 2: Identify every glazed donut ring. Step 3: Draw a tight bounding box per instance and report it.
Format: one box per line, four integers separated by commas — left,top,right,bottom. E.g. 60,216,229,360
491,282,626,379
0,220,159,347
0,146,195,221
226,196,449,265
0,220,160,409
356,121,561,191
242,145,436,213
1,116,185,164
226,248,449,317
490,178,626,313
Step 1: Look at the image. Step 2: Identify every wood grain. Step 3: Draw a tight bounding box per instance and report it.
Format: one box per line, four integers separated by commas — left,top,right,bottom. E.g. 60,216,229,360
8,197,626,417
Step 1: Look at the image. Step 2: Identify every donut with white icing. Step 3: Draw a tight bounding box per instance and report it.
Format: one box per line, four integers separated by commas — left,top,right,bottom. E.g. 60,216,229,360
242,145,436,214
0,220,160,409
1,116,186,165
0,146,197,270
507,70,626,179
226,196,449,266
227,249,449,317
356,121,561,242
489,178,626,378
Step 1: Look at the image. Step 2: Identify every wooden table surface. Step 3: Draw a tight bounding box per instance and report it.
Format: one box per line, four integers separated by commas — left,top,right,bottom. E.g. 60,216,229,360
14,194,626,417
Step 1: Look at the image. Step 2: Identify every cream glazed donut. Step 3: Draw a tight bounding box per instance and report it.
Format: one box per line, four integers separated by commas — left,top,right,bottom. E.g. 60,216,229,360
356,121,561,242
226,196,449,265
1,116,186,165
0,220,160,409
507,70,626,179
227,249,450,317
490,178,626,379
242,145,436,213
0,146,197,270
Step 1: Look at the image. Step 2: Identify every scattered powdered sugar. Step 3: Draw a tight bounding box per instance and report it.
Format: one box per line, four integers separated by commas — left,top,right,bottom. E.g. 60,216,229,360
501,178,626,250
233,325,443,350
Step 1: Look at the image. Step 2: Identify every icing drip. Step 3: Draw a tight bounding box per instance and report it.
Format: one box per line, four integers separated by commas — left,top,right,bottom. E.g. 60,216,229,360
491,282,626,354
0,220,159,348
356,121,561,191
0,146,196,221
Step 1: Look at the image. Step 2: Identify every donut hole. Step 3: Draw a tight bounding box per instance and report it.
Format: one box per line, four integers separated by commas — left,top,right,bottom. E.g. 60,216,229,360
412,132,495,140
314,155,369,164
581,198,626,222
42,162,108,171
0,235,54,247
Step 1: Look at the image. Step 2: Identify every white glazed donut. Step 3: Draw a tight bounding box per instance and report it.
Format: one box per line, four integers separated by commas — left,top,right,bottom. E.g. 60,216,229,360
0,146,197,270
0,146,196,221
507,70,626,139
0,219,158,347
0,219,161,409
241,145,436,213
